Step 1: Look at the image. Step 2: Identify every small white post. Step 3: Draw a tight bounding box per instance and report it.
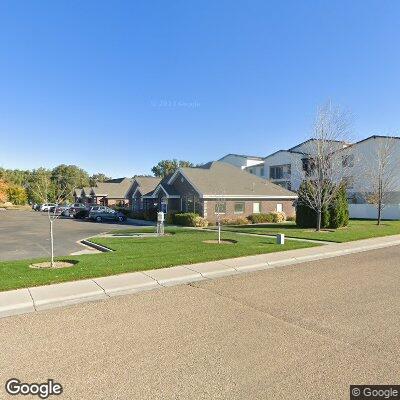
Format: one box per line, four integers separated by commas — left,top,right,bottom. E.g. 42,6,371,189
276,233,285,245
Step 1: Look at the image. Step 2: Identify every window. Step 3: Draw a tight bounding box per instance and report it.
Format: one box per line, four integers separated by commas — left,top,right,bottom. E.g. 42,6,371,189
234,202,245,214
215,203,226,214
249,168,254,174
260,167,264,177
342,154,354,167
276,203,283,212
270,164,291,179
253,202,261,214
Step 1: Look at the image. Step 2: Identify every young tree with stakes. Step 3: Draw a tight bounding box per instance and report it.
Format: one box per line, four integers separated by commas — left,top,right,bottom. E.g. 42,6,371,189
28,170,76,267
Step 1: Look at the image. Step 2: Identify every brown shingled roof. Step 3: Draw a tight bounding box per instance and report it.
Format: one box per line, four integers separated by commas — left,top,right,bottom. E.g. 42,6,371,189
176,162,296,198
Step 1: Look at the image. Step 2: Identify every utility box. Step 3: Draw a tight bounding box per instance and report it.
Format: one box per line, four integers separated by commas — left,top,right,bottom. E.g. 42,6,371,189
157,212,165,222
276,233,285,245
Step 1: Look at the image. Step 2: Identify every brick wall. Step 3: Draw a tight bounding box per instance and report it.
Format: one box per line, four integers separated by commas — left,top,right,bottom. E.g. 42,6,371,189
202,199,295,223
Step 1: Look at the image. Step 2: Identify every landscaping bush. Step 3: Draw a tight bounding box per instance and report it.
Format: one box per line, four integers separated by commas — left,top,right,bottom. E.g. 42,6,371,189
173,212,208,227
269,211,286,223
143,207,158,221
128,211,146,220
329,184,349,228
286,215,296,222
221,216,250,225
248,213,274,224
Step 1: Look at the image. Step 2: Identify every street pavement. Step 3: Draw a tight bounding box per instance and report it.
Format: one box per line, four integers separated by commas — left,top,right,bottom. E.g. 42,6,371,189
0,210,139,260
1,246,399,399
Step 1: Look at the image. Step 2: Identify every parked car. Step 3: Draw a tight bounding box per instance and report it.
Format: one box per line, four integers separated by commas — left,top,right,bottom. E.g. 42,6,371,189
69,203,89,218
89,206,127,223
32,203,41,211
40,203,57,212
74,209,90,219
54,204,71,216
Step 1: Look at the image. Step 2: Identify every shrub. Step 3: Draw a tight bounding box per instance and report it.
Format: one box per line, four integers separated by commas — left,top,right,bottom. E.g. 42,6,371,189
143,207,158,221
286,215,296,222
270,211,286,223
329,184,349,228
221,216,250,225
173,212,208,227
248,213,274,224
128,211,146,220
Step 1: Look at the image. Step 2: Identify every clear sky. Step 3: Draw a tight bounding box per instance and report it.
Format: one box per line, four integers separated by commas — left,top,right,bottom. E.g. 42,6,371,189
1,0,400,177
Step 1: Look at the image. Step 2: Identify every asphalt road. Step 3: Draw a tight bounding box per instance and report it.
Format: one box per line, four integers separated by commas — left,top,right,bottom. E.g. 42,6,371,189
0,210,139,261
1,246,399,399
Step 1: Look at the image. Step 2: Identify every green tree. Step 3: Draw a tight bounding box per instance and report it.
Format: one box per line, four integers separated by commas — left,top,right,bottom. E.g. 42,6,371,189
151,159,194,177
6,184,28,205
89,173,111,186
51,165,90,202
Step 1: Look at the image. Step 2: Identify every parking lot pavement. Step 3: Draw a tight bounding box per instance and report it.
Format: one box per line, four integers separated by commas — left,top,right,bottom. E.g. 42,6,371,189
0,210,141,261
0,246,399,399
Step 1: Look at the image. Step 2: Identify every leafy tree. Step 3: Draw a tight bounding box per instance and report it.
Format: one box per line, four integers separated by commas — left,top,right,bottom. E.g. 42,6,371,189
89,173,111,186
51,165,90,202
6,184,28,205
0,179,9,203
151,159,194,178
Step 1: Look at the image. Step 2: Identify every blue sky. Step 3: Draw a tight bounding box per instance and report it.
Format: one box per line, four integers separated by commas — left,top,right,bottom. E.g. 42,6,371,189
1,0,400,177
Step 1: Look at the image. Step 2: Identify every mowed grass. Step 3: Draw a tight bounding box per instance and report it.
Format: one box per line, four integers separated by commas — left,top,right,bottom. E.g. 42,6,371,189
214,219,400,243
0,227,317,292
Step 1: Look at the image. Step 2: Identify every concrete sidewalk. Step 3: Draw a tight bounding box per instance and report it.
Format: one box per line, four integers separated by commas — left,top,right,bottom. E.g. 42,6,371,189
1,234,400,319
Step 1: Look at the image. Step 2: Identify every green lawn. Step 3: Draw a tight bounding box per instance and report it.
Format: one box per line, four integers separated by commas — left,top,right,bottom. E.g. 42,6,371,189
0,227,317,292
213,219,400,243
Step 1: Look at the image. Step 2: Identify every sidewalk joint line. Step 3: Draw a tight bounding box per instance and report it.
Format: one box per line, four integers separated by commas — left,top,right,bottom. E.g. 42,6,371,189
91,279,111,298
27,288,37,312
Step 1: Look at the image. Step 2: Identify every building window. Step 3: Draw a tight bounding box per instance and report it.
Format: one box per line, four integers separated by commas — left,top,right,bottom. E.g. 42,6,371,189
249,168,254,174
342,154,354,167
215,203,226,214
270,164,291,179
276,203,283,212
260,167,264,177
253,202,261,214
234,202,245,214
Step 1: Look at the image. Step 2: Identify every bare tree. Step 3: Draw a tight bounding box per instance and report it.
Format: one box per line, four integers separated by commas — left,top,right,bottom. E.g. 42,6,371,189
294,102,352,231
28,171,75,267
359,137,400,225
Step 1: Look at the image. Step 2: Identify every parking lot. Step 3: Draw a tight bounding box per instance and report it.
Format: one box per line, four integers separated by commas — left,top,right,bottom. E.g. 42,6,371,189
0,210,142,261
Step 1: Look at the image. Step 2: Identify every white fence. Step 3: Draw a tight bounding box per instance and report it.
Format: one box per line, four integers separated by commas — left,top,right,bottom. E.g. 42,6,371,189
349,204,400,220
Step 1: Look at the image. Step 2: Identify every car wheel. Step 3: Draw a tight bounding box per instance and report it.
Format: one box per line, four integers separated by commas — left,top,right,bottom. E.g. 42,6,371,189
96,216,102,222
118,216,124,222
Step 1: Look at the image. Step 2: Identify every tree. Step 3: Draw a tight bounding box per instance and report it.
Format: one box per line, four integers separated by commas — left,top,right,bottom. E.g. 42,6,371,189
89,173,111,186
51,165,90,202
6,184,28,205
0,179,9,203
295,102,352,231
151,160,194,177
360,137,400,225
28,169,79,267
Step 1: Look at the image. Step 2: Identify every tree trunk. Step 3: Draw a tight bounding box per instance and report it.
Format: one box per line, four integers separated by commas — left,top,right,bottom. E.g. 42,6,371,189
377,200,382,226
316,209,322,231
218,221,221,244
50,219,54,267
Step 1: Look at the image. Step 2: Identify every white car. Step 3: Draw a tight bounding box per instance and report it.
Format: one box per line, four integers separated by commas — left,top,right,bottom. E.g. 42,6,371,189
40,203,57,212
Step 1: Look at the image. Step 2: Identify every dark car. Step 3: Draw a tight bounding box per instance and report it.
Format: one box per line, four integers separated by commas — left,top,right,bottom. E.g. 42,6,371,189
69,203,89,218
88,206,127,223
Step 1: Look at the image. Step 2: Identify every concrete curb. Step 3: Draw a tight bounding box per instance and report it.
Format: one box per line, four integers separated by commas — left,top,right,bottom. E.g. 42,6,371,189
1,235,400,319
80,239,113,253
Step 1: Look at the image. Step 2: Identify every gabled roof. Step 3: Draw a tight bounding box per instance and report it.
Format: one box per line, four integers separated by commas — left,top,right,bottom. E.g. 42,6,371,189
92,178,133,198
289,138,349,152
218,153,264,161
147,174,180,198
170,161,297,198
133,176,161,196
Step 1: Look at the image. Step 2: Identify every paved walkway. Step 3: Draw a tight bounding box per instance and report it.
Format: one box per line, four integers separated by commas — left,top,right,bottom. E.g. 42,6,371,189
1,234,400,319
